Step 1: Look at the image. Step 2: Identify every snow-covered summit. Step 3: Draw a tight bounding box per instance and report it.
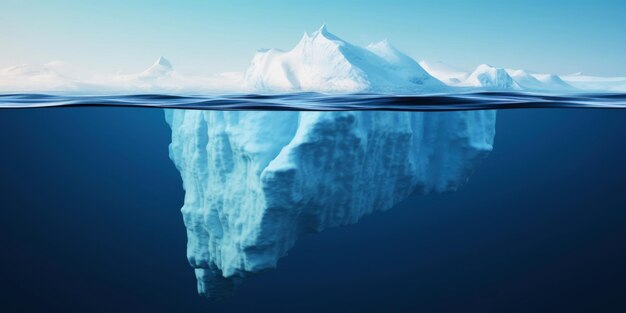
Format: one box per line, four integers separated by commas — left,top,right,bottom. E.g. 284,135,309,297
505,69,545,90
110,56,196,92
506,69,574,92
138,56,174,78
243,25,446,93
459,64,520,90
119,56,175,81
419,61,576,92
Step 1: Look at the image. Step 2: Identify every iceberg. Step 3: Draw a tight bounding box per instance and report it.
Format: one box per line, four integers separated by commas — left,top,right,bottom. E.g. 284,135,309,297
111,56,190,93
243,25,446,93
562,72,626,92
420,61,576,92
506,69,575,92
0,61,90,92
165,26,497,298
458,64,521,90
110,57,243,94
166,110,496,298
1,27,619,94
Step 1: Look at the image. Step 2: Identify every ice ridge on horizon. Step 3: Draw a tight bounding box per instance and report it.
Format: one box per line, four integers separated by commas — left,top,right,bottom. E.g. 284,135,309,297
1,25,624,93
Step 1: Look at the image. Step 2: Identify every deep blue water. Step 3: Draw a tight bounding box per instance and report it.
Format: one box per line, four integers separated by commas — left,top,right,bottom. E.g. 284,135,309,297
0,97,625,312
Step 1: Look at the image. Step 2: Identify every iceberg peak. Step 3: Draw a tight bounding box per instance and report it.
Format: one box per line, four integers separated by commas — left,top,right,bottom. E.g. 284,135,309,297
153,56,173,69
298,24,343,47
474,63,500,73
459,64,520,90
243,25,446,93
138,56,174,78
314,23,333,38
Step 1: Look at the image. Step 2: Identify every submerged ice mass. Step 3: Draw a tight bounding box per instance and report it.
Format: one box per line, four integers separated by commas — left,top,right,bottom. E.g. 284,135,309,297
164,27,497,298
166,109,496,297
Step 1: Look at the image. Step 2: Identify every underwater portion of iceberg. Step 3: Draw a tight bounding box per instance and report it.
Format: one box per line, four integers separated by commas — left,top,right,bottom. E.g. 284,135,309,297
165,109,496,297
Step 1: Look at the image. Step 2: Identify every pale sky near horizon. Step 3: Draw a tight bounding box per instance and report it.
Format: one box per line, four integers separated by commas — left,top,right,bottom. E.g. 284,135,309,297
1,0,625,77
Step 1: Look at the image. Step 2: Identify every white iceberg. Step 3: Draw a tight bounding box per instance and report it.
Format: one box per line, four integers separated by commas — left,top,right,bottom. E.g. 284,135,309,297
166,26,497,298
0,61,92,93
420,61,577,92
107,57,243,94
457,64,521,90
167,109,496,297
562,72,626,92
506,69,574,92
243,25,446,93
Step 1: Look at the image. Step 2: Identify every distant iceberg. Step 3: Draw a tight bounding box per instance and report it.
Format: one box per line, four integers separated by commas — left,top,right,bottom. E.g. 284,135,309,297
562,72,626,93
0,61,92,92
458,64,521,90
419,61,577,92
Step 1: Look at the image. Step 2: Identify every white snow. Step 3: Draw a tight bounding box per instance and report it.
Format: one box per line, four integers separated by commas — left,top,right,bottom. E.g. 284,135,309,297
107,57,243,94
419,61,578,92
457,64,521,90
0,25,623,94
0,62,90,92
562,73,626,92
506,69,574,92
111,56,185,92
0,57,243,94
418,60,469,86
243,25,446,93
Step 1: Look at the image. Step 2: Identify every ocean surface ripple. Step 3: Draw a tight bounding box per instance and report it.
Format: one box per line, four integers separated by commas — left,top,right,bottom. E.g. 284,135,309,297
1,92,625,111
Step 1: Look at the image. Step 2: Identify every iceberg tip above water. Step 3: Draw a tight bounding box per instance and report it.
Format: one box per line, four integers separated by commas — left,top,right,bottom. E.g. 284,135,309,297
243,25,446,93
162,25,498,298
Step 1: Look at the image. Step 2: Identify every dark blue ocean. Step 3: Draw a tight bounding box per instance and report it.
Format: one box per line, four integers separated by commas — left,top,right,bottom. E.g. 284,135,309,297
0,93,625,312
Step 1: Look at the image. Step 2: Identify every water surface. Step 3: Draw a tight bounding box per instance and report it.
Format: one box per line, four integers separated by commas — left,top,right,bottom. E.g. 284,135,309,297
1,92,625,110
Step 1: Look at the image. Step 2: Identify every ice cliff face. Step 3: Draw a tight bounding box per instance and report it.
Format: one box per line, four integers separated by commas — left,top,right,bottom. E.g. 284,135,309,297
166,110,496,297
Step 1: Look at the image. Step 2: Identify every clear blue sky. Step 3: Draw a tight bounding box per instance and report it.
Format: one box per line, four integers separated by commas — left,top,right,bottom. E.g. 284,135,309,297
1,0,625,76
